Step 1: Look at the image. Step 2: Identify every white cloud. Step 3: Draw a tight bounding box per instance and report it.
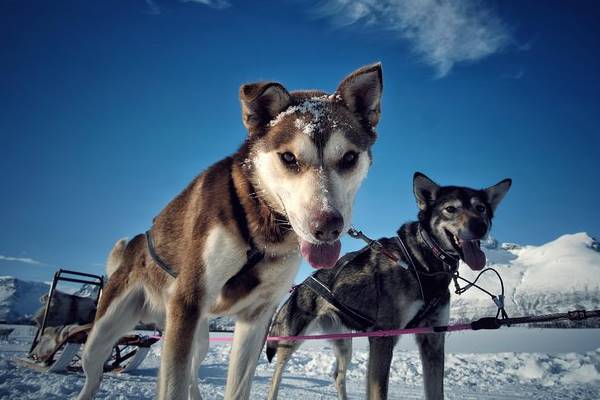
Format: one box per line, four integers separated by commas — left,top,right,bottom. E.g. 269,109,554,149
145,0,161,15
313,0,511,77
182,0,231,9
0,255,44,265
146,0,231,14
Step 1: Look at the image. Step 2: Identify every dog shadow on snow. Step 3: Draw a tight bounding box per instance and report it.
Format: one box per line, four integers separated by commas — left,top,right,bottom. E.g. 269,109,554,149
126,361,332,395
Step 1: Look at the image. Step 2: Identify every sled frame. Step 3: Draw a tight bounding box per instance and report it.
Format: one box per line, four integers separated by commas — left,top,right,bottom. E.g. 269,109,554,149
28,269,104,355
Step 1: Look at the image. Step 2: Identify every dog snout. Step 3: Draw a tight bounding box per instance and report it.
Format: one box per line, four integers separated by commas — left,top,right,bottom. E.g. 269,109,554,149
310,209,344,242
468,219,488,238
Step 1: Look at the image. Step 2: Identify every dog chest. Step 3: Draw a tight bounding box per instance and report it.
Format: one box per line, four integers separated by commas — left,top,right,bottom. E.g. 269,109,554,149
209,252,301,317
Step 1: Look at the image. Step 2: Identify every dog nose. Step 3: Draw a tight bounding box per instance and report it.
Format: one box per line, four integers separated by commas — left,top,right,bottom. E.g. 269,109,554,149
310,210,344,242
469,219,488,238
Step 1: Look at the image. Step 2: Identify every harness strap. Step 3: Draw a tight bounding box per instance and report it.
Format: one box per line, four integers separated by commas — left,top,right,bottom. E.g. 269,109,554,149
304,275,375,330
418,226,459,270
395,235,426,302
145,169,265,279
145,230,178,278
332,247,369,282
405,296,444,329
394,234,450,329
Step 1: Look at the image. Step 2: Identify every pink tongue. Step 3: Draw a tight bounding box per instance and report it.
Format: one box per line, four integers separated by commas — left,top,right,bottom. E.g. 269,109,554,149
300,240,342,269
460,240,486,270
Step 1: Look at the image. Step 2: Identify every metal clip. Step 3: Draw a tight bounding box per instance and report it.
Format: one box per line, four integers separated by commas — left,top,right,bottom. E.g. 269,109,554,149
492,295,505,309
348,227,382,250
347,227,361,239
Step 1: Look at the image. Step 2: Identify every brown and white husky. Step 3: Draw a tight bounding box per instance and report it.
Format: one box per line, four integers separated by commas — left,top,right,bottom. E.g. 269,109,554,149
76,63,383,400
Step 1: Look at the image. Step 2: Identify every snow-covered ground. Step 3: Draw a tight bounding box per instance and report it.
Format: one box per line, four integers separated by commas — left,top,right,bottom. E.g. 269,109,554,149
1,325,599,399
450,232,600,325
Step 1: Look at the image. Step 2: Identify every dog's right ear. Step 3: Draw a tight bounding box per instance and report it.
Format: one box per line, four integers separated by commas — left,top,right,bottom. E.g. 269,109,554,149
337,63,383,128
239,82,291,131
413,172,440,210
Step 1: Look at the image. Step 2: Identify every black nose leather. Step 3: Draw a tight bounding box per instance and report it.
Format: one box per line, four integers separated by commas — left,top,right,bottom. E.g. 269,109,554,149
469,219,488,237
310,210,344,242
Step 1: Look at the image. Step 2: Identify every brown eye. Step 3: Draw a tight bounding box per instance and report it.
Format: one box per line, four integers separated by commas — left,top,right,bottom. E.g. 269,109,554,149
339,151,358,170
445,206,457,213
279,151,300,172
476,204,486,213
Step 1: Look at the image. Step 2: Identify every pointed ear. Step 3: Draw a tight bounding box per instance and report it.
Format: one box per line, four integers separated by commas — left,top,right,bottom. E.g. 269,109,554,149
239,82,291,131
485,179,512,212
336,63,383,128
413,172,440,210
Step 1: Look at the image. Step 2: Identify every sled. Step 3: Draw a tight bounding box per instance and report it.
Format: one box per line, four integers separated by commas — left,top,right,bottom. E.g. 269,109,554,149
15,269,160,373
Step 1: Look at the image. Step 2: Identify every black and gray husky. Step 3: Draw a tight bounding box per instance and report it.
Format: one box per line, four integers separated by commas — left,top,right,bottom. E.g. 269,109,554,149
266,172,511,400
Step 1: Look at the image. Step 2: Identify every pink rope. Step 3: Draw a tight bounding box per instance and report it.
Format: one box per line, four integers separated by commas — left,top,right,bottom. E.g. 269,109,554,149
206,323,474,343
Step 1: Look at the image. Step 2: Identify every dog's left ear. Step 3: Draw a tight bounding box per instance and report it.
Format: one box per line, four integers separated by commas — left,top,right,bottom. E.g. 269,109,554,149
485,179,512,211
239,81,291,132
337,63,383,128
413,172,440,210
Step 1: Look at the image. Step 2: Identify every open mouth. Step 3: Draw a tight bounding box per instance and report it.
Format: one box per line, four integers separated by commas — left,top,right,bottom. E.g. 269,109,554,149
300,239,341,269
445,230,486,271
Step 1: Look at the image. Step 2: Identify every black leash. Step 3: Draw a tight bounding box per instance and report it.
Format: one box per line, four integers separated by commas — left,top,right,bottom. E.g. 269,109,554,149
471,309,600,330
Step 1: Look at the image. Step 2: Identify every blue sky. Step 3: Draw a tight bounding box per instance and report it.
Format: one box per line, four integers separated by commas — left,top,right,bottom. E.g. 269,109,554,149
1,0,599,282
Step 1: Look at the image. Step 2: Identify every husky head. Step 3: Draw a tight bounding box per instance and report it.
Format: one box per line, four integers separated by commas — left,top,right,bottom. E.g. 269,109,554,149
240,64,382,269
413,172,511,270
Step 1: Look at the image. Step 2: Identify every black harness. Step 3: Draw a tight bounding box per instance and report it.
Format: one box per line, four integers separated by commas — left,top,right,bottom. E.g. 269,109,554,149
145,175,265,279
302,225,458,331
304,275,376,328
395,228,458,328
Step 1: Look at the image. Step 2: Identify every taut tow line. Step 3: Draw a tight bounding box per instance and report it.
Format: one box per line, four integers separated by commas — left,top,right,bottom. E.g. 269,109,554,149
206,309,600,342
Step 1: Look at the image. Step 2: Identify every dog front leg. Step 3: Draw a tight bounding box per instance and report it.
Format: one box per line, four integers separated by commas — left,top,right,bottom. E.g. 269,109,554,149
189,318,209,400
224,306,275,400
366,336,396,400
416,301,449,400
158,288,203,400
416,332,445,400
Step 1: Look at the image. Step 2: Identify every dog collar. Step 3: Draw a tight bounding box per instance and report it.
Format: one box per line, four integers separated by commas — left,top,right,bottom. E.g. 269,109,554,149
417,225,459,270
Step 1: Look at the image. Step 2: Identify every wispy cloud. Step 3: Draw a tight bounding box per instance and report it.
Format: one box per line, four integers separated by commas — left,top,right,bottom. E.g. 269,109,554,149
145,0,231,15
181,0,231,9
312,0,511,77
0,254,44,265
502,68,525,80
145,0,161,15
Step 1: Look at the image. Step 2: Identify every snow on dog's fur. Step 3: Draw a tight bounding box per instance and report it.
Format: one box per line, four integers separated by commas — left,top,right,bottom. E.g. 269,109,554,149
76,64,383,400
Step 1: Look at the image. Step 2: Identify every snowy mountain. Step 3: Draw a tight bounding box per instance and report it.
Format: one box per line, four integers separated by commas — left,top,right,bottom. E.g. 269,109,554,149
451,232,600,326
1,233,599,327
0,276,48,324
